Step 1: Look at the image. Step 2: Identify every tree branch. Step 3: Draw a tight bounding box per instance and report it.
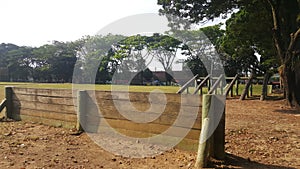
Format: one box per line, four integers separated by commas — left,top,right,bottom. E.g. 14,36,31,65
285,27,300,64
266,0,285,63
288,27,300,52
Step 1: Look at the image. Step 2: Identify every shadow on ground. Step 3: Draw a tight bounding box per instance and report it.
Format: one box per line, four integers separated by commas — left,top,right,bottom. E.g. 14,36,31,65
210,153,296,169
275,108,300,115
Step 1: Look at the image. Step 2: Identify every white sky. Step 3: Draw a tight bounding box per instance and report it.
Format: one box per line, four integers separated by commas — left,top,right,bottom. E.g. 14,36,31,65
0,0,226,71
0,0,161,47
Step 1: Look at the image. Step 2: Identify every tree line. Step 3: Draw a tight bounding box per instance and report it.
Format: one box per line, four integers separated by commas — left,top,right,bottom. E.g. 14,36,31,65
0,23,277,84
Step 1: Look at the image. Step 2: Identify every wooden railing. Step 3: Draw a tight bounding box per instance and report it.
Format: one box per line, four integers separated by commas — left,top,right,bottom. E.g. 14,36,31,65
208,74,225,94
0,99,6,113
176,74,198,94
193,74,210,95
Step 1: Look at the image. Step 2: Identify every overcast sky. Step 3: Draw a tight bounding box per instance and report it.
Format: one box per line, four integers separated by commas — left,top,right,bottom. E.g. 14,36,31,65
0,0,161,47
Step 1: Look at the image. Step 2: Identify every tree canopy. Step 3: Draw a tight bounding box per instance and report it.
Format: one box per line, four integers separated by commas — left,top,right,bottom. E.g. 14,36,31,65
158,0,300,107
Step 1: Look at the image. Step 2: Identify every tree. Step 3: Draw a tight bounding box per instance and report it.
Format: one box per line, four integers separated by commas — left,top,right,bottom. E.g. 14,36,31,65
167,24,226,77
158,0,300,107
7,46,35,81
219,4,279,100
32,41,79,82
111,33,185,85
75,34,126,84
147,33,183,72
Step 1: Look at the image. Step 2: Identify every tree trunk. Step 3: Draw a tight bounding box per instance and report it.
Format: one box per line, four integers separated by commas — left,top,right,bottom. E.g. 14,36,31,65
260,72,270,101
295,63,300,107
266,0,300,108
282,63,300,108
240,74,254,100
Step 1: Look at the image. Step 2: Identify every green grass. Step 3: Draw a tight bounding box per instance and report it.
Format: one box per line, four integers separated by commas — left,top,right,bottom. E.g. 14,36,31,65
232,84,263,96
0,82,266,101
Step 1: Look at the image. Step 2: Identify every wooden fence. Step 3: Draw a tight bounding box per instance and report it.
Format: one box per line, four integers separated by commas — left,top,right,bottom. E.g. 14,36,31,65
6,87,77,128
4,87,202,150
2,86,225,167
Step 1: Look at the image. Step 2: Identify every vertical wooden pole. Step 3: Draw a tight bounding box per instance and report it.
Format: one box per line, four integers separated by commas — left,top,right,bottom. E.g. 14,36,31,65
195,94,212,168
246,84,250,98
250,83,253,97
5,86,13,119
235,80,239,96
213,107,226,160
195,118,210,168
77,90,87,132
220,80,223,95
208,79,211,92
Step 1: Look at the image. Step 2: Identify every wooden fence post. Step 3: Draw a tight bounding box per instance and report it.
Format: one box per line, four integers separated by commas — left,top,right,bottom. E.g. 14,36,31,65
195,94,226,168
250,83,253,97
240,74,254,100
195,118,210,168
77,90,87,132
5,86,13,119
213,102,226,160
195,94,213,168
235,80,239,96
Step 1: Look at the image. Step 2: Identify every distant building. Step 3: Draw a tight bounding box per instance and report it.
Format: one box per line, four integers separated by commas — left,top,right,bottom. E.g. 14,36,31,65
112,70,195,86
152,71,193,86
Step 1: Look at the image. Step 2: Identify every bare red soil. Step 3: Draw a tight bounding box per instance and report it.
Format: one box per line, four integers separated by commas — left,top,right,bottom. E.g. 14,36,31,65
0,99,299,169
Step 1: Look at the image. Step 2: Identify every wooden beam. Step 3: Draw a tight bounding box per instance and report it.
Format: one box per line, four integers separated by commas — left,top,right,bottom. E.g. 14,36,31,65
77,90,87,132
225,74,239,96
240,74,255,100
0,99,7,112
177,74,199,94
193,74,210,95
5,86,13,119
208,74,224,94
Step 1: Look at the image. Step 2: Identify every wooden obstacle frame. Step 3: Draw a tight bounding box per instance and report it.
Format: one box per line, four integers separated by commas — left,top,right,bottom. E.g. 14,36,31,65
1,86,225,168
177,74,274,101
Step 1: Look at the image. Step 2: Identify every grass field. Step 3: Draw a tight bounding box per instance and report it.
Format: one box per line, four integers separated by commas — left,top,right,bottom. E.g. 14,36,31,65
0,82,181,100
0,82,265,101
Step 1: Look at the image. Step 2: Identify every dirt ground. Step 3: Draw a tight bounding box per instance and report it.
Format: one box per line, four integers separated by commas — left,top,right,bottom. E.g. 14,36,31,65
0,98,299,169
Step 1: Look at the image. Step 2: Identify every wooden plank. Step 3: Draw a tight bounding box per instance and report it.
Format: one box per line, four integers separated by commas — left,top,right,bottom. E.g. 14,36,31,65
176,137,199,151
93,91,202,107
17,108,77,122
19,114,76,129
13,100,77,114
86,118,201,140
100,119,200,140
83,105,202,130
13,87,74,98
12,94,75,106
95,100,201,118
95,99,201,114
